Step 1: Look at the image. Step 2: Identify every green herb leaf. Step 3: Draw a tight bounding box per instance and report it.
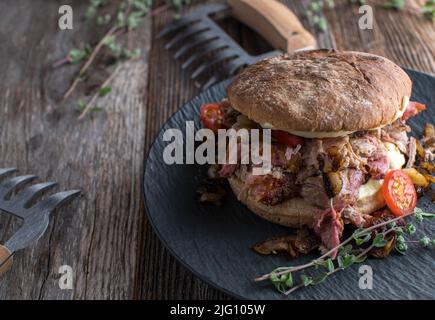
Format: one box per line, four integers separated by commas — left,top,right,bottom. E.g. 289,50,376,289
353,228,372,245
354,254,367,264
404,223,416,235
421,0,435,22
97,14,111,26
339,244,353,256
99,86,112,97
116,11,127,28
127,11,144,29
414,208,435,220
77,100,86,113
396,235,405,244
300,274,313,286
69,48,90,64
339,254,356,268
373,233,388,248
285,273,293,288
383,0,405,10
419,236,431,247
324,258,334,273
312,273,328,285
91,106,103,113
395,241,408,255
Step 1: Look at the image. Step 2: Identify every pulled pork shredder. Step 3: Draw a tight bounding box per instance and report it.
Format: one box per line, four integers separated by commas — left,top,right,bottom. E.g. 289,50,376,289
0,168,80,276
158,0,317,89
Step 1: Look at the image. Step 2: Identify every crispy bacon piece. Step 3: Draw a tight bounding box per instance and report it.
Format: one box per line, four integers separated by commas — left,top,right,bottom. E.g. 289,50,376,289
402,101,426,121
246,171,297,205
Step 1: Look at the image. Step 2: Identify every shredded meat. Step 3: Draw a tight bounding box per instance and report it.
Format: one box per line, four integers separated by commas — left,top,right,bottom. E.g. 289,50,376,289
350,134,389,178
381,120,410,154
253,228,319,257
300,175,330,208
219,164,237,178
294,227,319,254
271,144,302,172
313,205,344,259
246,170,297,205
406,137,417,168
334,169,365,205
342,206,369,227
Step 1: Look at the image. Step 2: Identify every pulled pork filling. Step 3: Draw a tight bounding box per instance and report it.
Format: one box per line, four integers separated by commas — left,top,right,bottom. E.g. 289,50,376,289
216,106,413,254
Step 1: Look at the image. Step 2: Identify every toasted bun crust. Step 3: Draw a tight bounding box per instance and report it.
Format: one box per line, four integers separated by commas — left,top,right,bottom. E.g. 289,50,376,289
228,176,386,228
227,49,412,133
228,176,315,227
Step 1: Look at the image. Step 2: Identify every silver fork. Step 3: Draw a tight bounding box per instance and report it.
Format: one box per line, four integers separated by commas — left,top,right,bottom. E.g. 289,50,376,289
0,167,80,276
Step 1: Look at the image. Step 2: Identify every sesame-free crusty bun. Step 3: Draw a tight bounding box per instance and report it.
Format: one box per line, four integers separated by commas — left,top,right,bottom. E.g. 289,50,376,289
227,49,412,137
228,175,386,228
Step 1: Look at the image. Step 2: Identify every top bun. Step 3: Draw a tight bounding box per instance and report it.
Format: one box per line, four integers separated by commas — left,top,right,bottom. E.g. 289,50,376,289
227,49,412,137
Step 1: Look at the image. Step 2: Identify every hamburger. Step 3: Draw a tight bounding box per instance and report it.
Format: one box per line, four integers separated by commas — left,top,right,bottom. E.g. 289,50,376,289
199,49,426,254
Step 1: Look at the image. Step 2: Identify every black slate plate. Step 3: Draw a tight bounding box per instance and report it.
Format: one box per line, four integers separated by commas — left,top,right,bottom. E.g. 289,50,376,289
143,69,435,300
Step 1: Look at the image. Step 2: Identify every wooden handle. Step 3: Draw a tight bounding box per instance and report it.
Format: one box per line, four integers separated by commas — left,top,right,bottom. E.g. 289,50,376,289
229,0,317,53
0,245,13,277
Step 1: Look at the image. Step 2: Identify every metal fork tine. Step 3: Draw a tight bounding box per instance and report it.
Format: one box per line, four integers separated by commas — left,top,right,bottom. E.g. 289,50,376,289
174,35,219,59
14,182,58,207
226,57,247,76
31,190,81,213
191,53,239,80
0,168,17,179
165,23,210,50
181,42,229,69
157,17,199,38
0,175,37,200
202,75,220,90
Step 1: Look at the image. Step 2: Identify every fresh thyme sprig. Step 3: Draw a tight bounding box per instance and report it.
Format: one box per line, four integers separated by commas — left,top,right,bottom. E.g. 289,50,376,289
421,0,435,21
57,0,191,118
383,0,405,10
255,208,434,295
306,0,434,32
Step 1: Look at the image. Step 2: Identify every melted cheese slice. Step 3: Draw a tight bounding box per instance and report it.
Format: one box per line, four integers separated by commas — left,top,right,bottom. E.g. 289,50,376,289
357,141,406,201
358,178,384,200
384,142,406,170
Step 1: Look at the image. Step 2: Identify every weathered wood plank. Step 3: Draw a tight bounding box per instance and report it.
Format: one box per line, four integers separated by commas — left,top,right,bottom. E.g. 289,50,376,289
0,0,151,299
325,1,434,73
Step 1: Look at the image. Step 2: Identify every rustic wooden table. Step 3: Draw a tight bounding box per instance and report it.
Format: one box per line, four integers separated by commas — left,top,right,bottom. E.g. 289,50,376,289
0,0,433,299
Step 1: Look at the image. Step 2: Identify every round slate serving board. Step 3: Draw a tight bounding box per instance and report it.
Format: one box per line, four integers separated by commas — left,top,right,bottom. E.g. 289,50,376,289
143,69,435,300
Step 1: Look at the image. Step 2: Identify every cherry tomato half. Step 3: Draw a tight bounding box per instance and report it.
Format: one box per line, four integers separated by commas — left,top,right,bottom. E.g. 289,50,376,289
271,130,304,148
200,103,225,133
382,170,417,217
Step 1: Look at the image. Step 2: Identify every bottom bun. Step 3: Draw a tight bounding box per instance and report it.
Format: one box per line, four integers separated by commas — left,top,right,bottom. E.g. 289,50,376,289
228,176,315,227
228,176,386,228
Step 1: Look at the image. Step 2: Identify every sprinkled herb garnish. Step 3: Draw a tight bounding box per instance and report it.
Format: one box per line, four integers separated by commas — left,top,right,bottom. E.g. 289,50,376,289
255,207,434,295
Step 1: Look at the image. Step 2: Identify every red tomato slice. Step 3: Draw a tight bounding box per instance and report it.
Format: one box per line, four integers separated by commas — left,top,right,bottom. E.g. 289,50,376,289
271,130,304,148
402,101,426,121
200,103,225,133
382,170,417,217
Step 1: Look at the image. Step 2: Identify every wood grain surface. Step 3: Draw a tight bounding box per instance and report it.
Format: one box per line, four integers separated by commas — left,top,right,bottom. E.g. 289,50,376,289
0,0,433,299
